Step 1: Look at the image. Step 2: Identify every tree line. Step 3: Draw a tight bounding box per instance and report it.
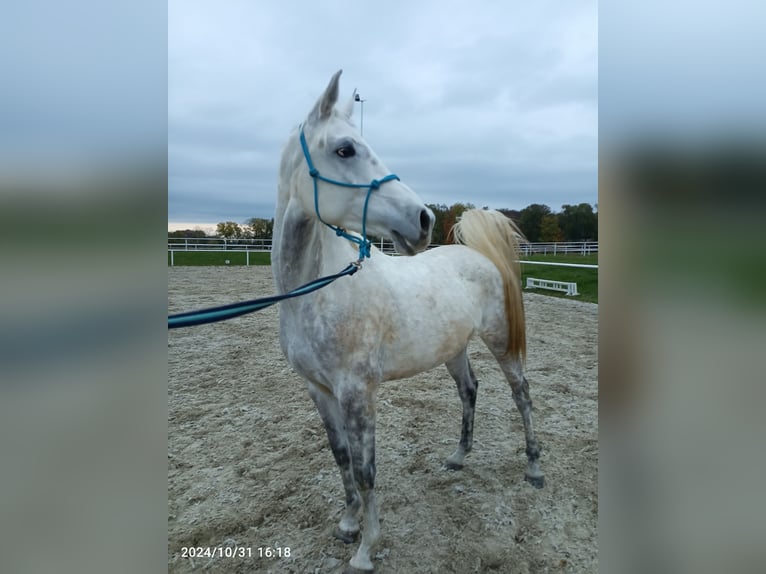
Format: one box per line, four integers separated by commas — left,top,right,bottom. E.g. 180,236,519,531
168,217,274,240
169,203,597,243
424,202,596,244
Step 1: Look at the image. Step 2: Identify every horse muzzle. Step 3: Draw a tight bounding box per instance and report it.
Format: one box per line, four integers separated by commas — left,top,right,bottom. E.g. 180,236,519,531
391,207,434,255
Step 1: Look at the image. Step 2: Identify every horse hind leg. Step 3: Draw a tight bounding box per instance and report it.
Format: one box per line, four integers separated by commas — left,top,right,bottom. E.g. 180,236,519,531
493,354,545,488
444,348,478,470
306,381,361,543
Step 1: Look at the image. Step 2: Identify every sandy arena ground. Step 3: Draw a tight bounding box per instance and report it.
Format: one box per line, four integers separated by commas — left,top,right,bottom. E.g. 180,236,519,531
168,266,597,573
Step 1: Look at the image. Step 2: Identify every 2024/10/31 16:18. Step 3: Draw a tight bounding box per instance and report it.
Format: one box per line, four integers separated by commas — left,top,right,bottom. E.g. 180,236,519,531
180,546,291,559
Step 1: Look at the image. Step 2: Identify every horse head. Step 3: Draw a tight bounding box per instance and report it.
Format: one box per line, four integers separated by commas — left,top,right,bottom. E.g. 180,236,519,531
290,70,434,256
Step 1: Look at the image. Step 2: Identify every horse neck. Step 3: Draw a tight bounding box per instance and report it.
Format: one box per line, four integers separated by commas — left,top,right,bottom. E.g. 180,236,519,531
272,184,353,293
273,131,357,292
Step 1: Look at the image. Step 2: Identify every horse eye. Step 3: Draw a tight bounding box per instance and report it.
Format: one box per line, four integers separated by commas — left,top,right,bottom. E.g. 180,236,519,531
336,145,355,158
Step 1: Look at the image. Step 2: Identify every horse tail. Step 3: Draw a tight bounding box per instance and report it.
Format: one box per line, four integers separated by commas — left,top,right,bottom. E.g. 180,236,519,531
451,209,527,361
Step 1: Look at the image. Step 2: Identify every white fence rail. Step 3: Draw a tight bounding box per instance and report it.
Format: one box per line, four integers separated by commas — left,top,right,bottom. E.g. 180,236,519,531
168,238,597,254
167,237,273,252
518,260,598,269
167,237,402,265
519,241,598,256
168,237,598,303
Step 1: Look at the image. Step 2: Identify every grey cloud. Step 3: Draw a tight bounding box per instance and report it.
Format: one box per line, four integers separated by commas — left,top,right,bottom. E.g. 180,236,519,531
169,0,597,225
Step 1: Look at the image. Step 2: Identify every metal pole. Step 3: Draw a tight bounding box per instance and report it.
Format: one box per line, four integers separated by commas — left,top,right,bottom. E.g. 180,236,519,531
355,93,366,136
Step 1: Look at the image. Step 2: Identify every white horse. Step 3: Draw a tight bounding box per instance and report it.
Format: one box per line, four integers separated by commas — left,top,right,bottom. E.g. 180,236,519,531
272,70,543,573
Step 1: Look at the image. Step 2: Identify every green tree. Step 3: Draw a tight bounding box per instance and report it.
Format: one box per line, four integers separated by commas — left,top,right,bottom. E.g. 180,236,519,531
168,229,207,238
539,213,564,242
245,217,274,239
216,221,243,239
426,203,449,245
558,203,597,241
518,204,552,242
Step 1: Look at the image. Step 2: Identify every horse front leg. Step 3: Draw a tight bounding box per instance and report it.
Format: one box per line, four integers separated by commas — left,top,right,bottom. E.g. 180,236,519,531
339,384,379,573
306,381,362,543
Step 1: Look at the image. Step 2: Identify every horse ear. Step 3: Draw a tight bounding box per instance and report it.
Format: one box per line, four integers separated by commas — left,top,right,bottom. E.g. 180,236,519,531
309,69,342,123
342,88,357,119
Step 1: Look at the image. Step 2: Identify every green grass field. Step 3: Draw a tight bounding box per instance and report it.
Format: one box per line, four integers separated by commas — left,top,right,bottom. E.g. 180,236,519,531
520,253,598,303
168,250,598,303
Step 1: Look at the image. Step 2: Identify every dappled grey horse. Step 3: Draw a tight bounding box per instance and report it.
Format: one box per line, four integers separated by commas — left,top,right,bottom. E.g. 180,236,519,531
272,70,543,572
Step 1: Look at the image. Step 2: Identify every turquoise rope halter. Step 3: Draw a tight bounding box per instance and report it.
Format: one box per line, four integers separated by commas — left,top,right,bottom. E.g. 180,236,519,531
298,126,399,260
168,126,402,329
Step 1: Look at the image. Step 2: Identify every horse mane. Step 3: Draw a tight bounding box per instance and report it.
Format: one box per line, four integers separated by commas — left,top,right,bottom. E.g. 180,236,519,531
451,209,527,361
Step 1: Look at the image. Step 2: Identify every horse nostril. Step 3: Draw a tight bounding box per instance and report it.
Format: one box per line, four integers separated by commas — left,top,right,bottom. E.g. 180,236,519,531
419,209,432,233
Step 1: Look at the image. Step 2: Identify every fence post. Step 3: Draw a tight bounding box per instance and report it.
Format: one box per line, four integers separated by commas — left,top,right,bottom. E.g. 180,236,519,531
246,250,249,266
170,250,174,266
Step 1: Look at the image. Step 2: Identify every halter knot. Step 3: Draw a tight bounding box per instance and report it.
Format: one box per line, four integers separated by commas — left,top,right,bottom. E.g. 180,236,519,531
309,167,318,177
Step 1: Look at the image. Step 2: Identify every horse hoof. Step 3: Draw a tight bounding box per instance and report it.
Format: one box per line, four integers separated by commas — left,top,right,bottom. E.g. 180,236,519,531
525,474,545,489
343,566,374,574
443,460,464,471
333,526,359,544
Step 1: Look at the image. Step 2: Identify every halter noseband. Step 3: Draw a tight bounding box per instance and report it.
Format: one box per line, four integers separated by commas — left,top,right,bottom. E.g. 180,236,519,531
299,126,400,261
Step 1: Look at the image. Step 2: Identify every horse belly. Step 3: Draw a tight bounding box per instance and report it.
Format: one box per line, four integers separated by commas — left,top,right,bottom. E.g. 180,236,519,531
380,306,476,381
375,254,498,381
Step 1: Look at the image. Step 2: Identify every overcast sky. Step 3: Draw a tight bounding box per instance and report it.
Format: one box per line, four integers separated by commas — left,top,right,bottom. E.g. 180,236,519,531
168,0,597,231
